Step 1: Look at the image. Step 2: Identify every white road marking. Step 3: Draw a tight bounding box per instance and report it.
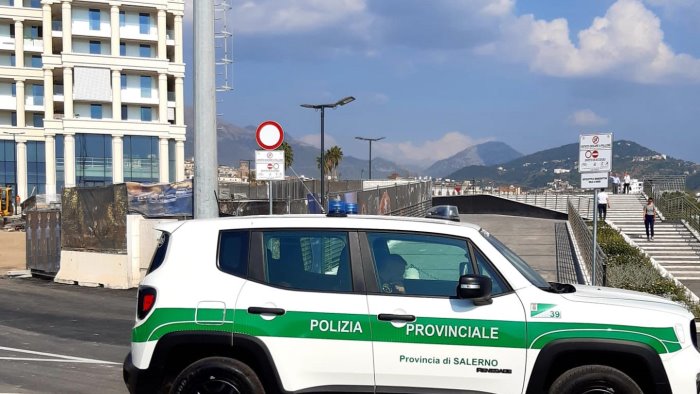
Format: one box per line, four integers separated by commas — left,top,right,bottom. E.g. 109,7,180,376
0,346,120,365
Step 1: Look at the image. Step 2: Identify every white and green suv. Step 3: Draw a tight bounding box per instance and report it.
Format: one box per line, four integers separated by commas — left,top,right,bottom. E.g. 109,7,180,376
123,214,700,393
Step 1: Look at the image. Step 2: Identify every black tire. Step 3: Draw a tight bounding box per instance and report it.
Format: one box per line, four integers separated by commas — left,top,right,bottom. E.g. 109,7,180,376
548,365,642,394
170,357,264,394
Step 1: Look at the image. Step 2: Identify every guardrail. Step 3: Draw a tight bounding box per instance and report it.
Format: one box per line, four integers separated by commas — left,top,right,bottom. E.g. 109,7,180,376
568,200,607,286
657,195,700,235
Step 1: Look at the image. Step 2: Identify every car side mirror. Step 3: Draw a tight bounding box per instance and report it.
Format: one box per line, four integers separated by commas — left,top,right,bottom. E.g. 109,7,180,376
456,275,492,306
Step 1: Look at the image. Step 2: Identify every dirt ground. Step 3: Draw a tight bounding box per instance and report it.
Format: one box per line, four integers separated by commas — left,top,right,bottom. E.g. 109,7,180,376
0,232,26,273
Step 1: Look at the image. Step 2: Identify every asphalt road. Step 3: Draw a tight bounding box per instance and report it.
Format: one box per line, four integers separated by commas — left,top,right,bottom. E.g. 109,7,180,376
0,277,135,394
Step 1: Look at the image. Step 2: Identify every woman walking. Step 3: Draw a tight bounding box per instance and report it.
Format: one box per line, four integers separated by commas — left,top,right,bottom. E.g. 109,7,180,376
644,197,656,241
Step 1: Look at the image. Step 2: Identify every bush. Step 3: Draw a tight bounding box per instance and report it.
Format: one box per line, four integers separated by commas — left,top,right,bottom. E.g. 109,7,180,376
596,224,700,317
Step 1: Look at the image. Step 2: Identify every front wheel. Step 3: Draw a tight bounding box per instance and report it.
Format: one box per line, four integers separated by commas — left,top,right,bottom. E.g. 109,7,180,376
548,365,643,394
170,357,264,394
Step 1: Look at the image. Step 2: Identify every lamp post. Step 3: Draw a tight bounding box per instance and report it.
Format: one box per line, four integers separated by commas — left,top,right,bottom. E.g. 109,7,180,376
2,130,25,212
355,136,385,180
300,96,355,210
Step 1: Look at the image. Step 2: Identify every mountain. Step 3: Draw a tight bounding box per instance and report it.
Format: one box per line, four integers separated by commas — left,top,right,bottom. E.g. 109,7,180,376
446,140,700,189
426,141,522,178
184,111,410,179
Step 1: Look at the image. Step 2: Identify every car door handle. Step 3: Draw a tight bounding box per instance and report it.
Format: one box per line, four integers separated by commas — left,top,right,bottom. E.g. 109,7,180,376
378,313,416,322
248,307,286,316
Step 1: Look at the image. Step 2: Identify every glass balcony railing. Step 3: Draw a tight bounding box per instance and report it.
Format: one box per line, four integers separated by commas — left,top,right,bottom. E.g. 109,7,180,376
52,21,62,31
167,91,175,101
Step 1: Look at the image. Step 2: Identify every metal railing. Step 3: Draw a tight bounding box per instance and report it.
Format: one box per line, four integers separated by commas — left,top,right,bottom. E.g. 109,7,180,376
643,176,698,234
568,200,607,286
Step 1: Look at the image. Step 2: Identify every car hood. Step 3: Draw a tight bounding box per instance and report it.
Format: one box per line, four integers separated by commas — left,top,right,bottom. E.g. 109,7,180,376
562,284,690,317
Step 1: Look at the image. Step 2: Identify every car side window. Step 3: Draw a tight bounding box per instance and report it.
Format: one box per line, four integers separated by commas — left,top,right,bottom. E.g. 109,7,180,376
471,244,509,295
367,232,473,297
262,231,352,292
218,230,250,278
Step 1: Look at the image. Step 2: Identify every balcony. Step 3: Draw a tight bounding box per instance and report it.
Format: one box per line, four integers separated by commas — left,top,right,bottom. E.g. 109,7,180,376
51,20,63,38
23,38,43,52
0,95,16,110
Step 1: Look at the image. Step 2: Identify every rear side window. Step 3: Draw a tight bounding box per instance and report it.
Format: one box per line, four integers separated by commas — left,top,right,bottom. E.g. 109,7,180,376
262,231,351,292
147,232,169,274
218,231,250,278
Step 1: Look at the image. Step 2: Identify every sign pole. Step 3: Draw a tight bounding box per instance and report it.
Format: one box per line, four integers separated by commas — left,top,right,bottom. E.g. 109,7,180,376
269,181,273,215
592,188,598,286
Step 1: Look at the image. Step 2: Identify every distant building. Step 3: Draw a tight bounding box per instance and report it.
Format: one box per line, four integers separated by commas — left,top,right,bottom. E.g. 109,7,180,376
553,168,571,174
0,0,186,201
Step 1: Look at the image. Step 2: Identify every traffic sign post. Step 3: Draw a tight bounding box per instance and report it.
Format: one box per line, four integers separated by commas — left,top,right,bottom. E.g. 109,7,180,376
255,121,285,214
579,133,613,286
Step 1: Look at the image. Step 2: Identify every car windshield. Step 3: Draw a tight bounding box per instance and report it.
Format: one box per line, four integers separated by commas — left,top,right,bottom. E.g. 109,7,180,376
480,229,551,289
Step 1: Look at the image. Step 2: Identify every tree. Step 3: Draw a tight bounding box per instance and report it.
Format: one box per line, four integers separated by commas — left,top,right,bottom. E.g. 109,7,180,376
327,146,344,180
277,142,294,169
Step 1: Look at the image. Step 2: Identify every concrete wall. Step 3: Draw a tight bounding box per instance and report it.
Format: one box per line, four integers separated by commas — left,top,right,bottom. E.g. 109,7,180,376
434,195,568,220
54,215,177,288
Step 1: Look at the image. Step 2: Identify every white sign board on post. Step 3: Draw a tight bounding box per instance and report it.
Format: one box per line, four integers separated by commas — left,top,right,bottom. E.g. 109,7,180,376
255,150,285,181
579,133,613,173
581,172,609,189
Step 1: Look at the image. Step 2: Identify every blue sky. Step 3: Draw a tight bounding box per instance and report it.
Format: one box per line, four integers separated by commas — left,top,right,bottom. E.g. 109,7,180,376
182,0,700,167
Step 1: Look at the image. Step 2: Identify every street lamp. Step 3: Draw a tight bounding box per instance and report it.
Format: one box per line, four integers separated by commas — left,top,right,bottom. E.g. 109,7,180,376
2,130,26,212
355,136,385,180
300,96,355,210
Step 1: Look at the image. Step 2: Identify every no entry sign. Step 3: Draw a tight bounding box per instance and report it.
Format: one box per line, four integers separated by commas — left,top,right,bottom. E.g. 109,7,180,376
256,121,284,150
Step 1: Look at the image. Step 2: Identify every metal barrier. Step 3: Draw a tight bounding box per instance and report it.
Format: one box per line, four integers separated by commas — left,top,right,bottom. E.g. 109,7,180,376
643,176,699,235
567,200,607,286
25,209,62,276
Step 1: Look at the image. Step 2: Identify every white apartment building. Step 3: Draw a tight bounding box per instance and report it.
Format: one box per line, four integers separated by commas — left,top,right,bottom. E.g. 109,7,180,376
0,0,185,202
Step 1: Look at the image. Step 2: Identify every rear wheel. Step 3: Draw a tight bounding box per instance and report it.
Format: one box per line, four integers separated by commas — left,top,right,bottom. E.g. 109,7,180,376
170,357,264,394
548,364,642,394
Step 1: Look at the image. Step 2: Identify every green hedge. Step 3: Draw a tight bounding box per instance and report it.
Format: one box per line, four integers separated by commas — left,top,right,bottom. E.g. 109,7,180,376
596,224,700,317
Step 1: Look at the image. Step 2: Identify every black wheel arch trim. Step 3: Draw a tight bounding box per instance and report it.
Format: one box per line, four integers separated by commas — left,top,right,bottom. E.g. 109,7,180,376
525,338,671,394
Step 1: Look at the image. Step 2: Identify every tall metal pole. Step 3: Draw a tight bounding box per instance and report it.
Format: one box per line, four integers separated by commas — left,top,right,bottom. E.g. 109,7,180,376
368,139,373,180
320,107,325,210
194,0,218,218
592,189,598,286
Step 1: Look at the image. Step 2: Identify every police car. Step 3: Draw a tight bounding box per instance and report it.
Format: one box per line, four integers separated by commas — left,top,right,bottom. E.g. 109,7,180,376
123,205,700,394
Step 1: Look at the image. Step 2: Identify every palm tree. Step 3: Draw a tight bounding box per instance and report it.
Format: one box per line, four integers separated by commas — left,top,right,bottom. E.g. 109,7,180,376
277,142,294,169
327,146,343,180
316,153,332,176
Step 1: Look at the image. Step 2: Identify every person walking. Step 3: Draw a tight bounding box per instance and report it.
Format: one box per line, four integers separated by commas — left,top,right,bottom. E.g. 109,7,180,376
644,197,656,241
623,172,631,194
597,188,610,221
611,173,621,194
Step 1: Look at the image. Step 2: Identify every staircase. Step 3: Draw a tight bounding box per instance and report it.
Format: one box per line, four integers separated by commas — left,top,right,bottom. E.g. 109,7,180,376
606,194,700,285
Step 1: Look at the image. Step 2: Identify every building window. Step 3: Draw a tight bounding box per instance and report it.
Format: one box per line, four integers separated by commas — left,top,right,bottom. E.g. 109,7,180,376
168,139,175,182
11,83,16,97
123,135,159,183
10,112,17,127
26,141,46,195
32,84,44,106
139,13,150,34
140,107,152,122
139,44,151,58
30,0,41,8
120,74,127,89
120,42,126,56
119,11,126,27
9,24,14,38
121,104,128,120
55,135,64,192
10,54,15,67
89,41,101,55
0,141,17,200
31,55,42,68
140,76,151,98
29,26,42,39
89,9,101,31
90,104,103,119
32,113,44,127
75,134,112,187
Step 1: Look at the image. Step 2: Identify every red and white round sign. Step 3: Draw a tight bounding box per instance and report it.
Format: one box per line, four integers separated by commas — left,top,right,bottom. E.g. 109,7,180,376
256,121,284,150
